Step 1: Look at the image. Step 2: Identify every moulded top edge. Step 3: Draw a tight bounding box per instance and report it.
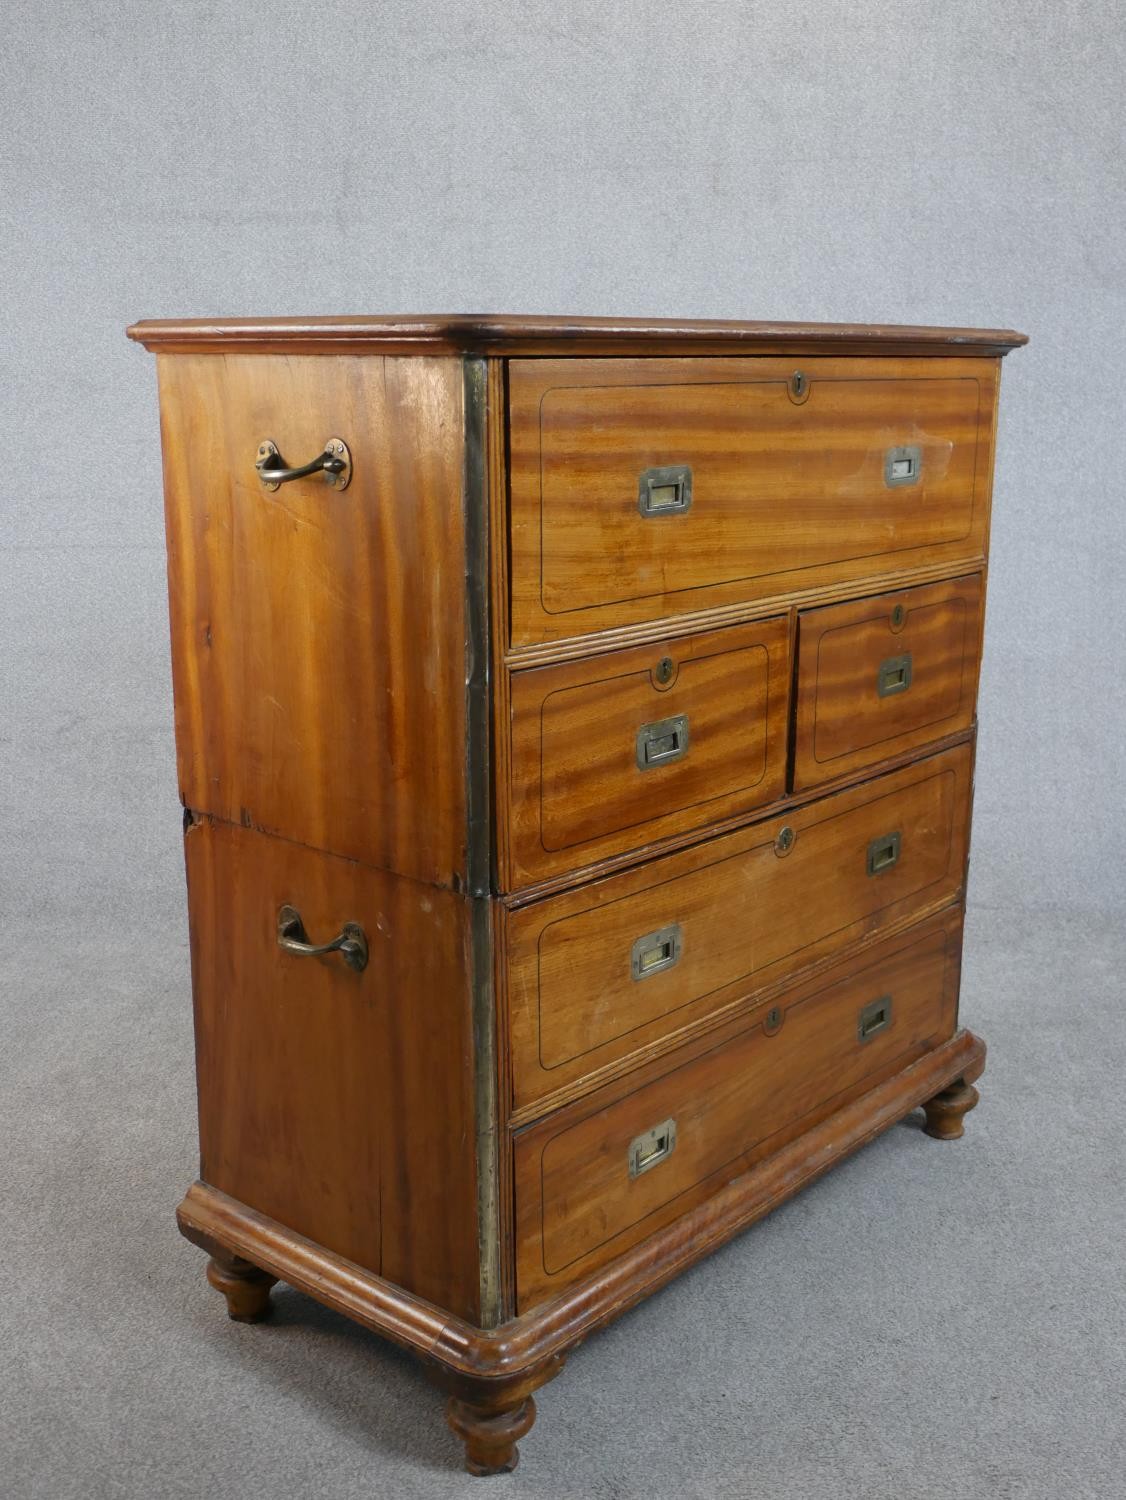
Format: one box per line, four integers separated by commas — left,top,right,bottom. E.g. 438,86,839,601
125,313,1029,357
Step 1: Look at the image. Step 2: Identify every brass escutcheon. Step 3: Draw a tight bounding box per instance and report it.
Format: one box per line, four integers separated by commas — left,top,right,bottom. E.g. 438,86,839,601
775,825,795,856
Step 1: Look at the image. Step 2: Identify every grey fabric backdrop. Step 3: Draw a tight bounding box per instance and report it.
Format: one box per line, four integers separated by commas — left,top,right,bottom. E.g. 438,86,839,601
2,4,1124,1498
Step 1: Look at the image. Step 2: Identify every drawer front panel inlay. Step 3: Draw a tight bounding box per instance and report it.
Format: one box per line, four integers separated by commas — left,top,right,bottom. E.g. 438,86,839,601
792,573,984,789
508,356,997,644
513,914,962,1307
506,616,791,885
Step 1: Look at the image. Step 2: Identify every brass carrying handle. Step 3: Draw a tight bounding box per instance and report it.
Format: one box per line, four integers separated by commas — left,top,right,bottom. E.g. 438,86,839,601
276,905,368,972
256,438,352,491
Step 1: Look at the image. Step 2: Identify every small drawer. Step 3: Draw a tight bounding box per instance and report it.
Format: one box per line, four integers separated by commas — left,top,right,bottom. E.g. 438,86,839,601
507,356,996,644
792,574,983,790
513,912,963,1308
505,617,791,886
506,743,972,1113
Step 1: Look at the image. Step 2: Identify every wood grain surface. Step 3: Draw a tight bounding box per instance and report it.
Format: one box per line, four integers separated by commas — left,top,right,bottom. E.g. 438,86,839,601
504,614,791,887
128,308,1019,1471
512,909,963,1307
184,814,484,1321
176,1023,985,1375
506,743,972,1113
507,356,999,643
157,351,469,886
792,572,985,789
128,313,1027,358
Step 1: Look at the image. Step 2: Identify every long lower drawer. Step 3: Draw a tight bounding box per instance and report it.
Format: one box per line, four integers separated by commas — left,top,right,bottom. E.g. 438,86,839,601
512,909,963,1310
506,742,971,1113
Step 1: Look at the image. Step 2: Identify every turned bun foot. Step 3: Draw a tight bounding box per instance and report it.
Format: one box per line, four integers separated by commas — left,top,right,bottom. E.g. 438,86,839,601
446,1394,537,1476
205,1253,277,1322
923,1079,980,1140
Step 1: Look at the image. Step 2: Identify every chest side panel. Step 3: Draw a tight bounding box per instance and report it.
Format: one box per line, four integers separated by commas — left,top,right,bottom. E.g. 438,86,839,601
184,814,484,1321
157,351,469,886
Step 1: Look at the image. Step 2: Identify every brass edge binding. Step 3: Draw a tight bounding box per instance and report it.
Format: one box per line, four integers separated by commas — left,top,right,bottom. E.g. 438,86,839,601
463,355,503,1326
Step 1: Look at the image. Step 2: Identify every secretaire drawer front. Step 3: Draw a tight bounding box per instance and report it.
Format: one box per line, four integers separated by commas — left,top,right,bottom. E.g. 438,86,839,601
513,914,962,1308
507,743,972,1112
506,617,791,885
793,574,984,790
508,356,997,644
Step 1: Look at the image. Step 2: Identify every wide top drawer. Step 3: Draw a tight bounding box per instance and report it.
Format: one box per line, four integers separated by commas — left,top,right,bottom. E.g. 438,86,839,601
507,356,998,645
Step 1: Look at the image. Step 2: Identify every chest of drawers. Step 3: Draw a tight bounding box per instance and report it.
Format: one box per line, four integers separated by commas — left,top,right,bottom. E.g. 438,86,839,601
127,314,1025,1475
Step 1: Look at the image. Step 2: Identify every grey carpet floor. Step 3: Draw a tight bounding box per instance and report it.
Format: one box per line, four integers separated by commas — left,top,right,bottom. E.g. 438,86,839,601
2,900,1123,1500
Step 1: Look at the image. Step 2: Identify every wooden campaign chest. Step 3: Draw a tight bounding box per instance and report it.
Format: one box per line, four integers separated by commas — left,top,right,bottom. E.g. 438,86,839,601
127,314,1026,1474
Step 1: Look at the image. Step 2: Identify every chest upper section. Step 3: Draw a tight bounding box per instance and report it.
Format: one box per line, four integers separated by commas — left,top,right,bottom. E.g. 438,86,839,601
129,317,1021,894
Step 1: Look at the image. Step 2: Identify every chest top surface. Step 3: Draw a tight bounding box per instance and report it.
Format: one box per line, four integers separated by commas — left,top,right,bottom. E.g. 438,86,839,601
127,313,1028,357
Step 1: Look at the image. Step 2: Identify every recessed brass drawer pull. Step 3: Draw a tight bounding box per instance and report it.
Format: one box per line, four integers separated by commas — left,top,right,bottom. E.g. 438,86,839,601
256,437,352,491
628,1117,677,1178
877,652,913,698
638,464,692,516
630,924,684,981
884,444,922,487
866,830,902,876
276,904,369,972
857,994,893,1042
636,713,690,770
